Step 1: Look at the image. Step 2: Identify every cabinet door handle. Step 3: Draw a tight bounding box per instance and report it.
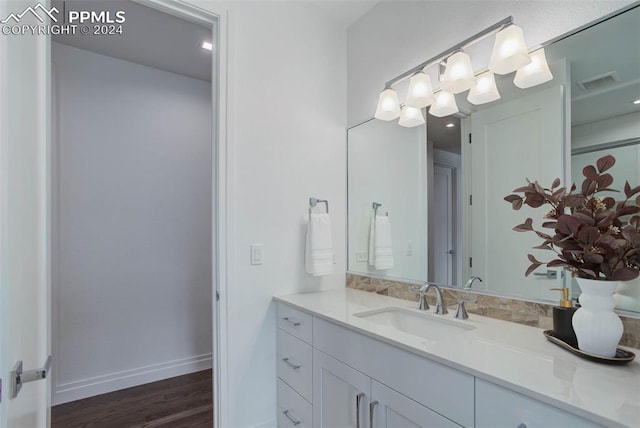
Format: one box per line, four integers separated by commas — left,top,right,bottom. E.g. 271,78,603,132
283,317,301,327
283,410,301,426
281,357,301,370
355,392,365,428
369,400,378,428
516,424,527,428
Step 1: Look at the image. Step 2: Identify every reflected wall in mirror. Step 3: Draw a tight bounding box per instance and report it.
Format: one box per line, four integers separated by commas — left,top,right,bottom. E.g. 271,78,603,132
347,119,428,282
566,5,640,312
347,4,640,313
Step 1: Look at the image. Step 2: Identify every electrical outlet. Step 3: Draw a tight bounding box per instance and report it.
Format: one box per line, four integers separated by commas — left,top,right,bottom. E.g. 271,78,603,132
406,240,414,256
355,251,368,262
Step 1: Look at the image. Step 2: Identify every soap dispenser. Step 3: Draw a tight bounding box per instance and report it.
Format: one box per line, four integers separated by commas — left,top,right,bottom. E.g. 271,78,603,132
550,288,578,347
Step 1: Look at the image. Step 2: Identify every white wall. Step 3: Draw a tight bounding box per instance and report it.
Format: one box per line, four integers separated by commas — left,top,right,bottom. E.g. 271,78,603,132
51,43,213,404
348,119,427,282
188,2,348,427
573,111,640,149
347,0,637,127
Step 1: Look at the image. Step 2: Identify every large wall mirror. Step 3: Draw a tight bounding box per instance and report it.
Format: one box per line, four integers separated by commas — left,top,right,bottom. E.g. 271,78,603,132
347,4,640,313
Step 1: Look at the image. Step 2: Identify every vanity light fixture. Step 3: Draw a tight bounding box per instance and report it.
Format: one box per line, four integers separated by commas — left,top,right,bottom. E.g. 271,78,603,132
398,106,426,127
406,72,435,108
429,91,459,117
513,48,553,89
488,25,531,75
467,71,501,105
201,41,213,51
373,17,551,123
441,51,476,94
374,88,402,120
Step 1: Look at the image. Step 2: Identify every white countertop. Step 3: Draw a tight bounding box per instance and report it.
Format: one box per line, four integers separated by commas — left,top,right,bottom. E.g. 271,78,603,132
274,288,640,428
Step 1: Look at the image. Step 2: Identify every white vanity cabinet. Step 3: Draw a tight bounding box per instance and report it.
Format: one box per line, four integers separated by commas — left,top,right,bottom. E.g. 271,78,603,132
275,302,605,428
276,305,314,427
313,350,370,428
370,380,461,428
475,379,600,428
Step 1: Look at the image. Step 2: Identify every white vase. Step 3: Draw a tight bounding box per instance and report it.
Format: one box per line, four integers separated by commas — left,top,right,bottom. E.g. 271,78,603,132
572,278,623,357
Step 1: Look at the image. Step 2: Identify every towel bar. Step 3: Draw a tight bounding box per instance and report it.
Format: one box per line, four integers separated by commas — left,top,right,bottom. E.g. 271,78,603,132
309,197,329,214
372,202,388,217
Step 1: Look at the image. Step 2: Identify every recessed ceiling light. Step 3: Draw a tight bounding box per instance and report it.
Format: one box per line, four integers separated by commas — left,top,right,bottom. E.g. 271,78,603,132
201,41,213,51
445,122,456,128
633,98,640,105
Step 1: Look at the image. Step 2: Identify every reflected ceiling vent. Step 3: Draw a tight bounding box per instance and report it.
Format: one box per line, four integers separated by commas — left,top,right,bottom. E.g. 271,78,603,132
577,71,620,91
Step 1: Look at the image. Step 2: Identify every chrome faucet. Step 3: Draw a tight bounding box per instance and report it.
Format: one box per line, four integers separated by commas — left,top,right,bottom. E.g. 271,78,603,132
455,276,483,319
411,283,448,315
464,276,483,289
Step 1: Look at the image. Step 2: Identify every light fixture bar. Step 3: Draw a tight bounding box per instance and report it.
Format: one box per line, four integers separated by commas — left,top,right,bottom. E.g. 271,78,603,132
383,16,514,89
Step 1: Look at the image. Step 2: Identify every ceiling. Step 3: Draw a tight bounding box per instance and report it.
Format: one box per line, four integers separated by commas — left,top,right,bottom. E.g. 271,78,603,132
52,0,212,81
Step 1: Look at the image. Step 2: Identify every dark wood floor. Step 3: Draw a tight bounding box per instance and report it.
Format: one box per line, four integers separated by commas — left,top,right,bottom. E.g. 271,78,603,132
52,370,213,428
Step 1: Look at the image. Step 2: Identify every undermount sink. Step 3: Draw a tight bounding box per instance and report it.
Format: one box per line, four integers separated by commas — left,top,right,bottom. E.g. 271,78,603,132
354,307,475,341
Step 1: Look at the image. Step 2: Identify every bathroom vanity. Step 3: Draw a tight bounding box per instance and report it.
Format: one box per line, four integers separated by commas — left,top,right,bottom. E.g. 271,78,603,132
274,289,639,428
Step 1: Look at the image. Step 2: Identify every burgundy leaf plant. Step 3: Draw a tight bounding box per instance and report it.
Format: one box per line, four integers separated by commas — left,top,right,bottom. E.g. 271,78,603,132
505,155,640,281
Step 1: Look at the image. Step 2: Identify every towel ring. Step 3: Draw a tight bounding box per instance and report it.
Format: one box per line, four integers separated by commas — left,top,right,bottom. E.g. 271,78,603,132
309,197,329,214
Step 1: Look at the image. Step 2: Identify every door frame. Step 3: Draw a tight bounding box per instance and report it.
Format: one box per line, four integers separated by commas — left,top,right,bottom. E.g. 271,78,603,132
47,0,231,426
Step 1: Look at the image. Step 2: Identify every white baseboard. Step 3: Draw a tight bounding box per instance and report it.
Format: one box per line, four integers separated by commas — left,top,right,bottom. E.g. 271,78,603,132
255,418,277,428
52,353,212,406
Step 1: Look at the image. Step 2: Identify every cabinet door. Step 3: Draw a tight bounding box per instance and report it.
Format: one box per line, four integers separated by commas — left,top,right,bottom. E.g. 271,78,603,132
370,381,461,428
313,350,371,428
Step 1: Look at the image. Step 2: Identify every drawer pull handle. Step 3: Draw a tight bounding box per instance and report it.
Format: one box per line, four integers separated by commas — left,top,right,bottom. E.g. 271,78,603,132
283,317,301,327
355,392,365,428
369,400,378,428
283,410,301,426
282,357,301,370
516,425,527,428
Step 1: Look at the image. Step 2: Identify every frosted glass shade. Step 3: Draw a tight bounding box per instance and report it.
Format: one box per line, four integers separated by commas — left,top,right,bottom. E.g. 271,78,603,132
374,88,401,120
467,71,501,105
406,72,435,108
489,25,531,75
429,91,459,117
398,106,425,127
514,48,553,88
441,51,476,94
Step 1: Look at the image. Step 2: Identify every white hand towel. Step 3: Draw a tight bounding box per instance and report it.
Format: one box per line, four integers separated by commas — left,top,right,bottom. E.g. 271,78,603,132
374,215,394,270
305,213,334,276
368,215,376,267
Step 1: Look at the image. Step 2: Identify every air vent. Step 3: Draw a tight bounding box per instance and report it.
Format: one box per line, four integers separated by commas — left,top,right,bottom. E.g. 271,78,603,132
577,71,620,91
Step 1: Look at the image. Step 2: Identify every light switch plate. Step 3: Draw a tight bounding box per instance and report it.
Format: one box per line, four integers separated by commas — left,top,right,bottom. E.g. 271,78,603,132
250,244,263,265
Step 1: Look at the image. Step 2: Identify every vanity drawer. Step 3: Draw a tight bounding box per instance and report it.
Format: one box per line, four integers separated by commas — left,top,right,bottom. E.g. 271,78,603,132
277,379,313,428
476,379,600,428
277,329,313,402
277,303,313,344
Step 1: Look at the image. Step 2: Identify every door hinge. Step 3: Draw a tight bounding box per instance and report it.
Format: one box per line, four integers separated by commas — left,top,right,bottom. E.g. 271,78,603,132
469,257,473,268
216,291,220,301
468,133,472,144
469,195,473,205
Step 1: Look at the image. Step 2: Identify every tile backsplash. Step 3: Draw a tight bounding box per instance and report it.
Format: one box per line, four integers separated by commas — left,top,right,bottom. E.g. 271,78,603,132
346,273,640,349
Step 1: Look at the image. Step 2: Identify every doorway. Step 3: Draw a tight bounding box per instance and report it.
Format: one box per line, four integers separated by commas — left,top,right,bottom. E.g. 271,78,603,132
50,0,217,425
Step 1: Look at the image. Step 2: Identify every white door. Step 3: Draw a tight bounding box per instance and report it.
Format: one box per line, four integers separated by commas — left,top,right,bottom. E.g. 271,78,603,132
433,165,455,285
370,381,460,428
469,86,564,300
0,1,51,426
313,350,370,428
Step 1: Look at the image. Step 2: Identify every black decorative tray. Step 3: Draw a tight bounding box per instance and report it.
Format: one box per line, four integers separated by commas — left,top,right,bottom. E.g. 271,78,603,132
543,330,636,365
